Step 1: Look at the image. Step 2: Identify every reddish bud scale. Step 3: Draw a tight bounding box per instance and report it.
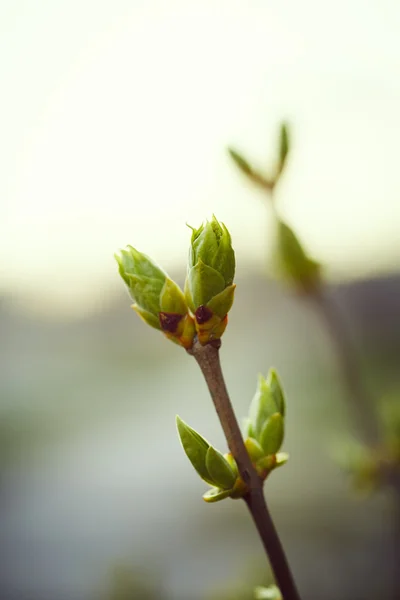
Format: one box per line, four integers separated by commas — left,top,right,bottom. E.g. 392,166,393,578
159,312,183,333
161,313,196,350
195,305,213,324
196,313,228,345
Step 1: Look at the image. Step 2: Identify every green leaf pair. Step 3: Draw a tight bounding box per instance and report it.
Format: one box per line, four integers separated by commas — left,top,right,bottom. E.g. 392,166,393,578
176,369,289,505
176,416,239,503
228,122,290,191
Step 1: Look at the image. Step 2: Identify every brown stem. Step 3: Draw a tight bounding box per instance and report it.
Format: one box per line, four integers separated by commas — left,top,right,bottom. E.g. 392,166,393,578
188,340,302,600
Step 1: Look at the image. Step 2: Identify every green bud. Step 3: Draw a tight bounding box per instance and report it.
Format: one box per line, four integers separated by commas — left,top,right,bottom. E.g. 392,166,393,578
115,246,195,348
275,219,321,292
259,413,284,456
185,216,236,344
254,584,282,600
249,374,280,439
176,416,215,486
188,216,235,294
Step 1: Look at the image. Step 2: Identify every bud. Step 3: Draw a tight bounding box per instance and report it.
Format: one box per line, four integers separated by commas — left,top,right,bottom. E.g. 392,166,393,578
185,216,236,344
115,246,195,349
244,370,288,479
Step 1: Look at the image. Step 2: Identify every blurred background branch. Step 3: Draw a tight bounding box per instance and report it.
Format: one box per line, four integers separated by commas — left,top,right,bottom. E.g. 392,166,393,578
228,119,400,597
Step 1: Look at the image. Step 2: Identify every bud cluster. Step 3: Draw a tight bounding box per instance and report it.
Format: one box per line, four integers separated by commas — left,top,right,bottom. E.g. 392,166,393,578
115,216,236,348
176,368,288,504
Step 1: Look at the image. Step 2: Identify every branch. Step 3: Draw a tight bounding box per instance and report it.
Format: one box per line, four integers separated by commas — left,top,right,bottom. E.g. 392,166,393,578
188,340,302,600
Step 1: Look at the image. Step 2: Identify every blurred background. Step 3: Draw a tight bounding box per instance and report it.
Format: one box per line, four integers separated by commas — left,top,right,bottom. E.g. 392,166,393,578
1,1,400,599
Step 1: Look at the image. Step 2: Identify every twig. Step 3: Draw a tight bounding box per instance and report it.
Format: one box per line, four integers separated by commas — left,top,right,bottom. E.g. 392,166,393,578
188,340,302,600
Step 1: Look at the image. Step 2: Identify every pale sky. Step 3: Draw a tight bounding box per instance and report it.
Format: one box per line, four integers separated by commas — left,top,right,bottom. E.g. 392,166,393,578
1,0,400,316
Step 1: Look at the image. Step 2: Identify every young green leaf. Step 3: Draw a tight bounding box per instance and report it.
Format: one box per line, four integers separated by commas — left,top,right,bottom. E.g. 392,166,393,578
245,437,265,462
277,122,290,174
266,369,285,417
203,487,233,503
176,416,215,486
205,446,237,490
227,148,254,177
259,413,285,456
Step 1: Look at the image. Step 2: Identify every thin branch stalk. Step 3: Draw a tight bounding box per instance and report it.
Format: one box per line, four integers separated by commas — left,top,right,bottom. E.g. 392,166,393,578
189,340,301,600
